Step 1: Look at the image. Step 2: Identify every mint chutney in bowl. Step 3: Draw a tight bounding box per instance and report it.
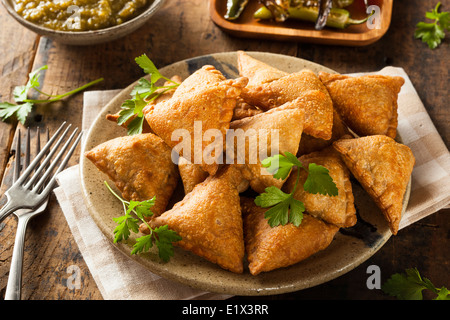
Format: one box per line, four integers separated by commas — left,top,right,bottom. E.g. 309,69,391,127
1,0,165,45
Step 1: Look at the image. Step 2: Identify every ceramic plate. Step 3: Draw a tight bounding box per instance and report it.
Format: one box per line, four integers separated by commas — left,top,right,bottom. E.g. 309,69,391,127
80,51,410,296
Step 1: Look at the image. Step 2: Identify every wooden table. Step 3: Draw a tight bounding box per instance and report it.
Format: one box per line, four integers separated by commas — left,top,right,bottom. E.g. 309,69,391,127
0,0,448,300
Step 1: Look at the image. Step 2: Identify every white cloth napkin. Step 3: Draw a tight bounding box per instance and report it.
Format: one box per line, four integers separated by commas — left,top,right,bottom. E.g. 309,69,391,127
54,67,450,300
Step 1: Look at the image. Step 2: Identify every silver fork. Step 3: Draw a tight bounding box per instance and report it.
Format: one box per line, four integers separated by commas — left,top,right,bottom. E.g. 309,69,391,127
4,127,50,300
0,122,82,300
0,122,82,223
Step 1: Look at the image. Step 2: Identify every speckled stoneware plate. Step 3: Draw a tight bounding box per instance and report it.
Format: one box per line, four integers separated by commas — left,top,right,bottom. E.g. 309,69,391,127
80,51,410,296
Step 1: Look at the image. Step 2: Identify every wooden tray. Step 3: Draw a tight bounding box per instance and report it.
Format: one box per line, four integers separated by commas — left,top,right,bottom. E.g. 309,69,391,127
209,0,393,46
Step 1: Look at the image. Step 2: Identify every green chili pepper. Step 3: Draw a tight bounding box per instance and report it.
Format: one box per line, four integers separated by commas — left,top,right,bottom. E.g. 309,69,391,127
254,5,368,29
225,0,250,20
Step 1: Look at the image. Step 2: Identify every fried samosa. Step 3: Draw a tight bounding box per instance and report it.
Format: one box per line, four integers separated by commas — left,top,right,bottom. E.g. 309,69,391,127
284,148,357,228
228,102,305,194
333,135,415,235
237,50,288,88
237,51,333,140
241,198,339,275
85,133,179,217
149,165,246,273
144,77,248,176
172,65,226,98
319,72,405,139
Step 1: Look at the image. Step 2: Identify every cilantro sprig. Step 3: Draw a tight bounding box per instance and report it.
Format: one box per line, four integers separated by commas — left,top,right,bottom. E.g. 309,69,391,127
105,181,182,262
118,54,180,135
382,268,450,300
415,2,449,49
0,65,103,124
255,152,338,228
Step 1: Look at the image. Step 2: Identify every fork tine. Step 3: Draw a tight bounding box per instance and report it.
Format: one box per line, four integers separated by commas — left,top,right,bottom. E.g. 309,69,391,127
25,127,30,168
23,124,72,190
32,127,80,193
36,127,41,155
15,121,68,186
38,130,83,197
13,129,21,183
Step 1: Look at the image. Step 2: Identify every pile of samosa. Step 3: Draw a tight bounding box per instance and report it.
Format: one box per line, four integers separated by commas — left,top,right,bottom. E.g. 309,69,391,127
85,51,415,275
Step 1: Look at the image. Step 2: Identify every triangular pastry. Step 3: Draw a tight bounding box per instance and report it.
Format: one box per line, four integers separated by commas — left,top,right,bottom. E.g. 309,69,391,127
228,102,305,194
172,65,226,98
240,68,332,112
149,165,245,273
85,133,179,217
144,77,248,176
241,198,339,275
333,135,415,234
237,50,288,88
283,147,357,228
319,72,405,139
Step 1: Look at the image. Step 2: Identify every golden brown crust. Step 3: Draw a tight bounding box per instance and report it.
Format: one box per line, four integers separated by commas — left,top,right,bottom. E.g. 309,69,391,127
319,72,405,139
333,135,415,234
84,133,179,217
149,165,245,273
177,156,209,195
172,65,226,98
289,90,334,140
144,77,248,176
237,51,288,88
241,198,339,275
241,69,332,112
283,148,357,228
229,103,305,194
298,109,351,156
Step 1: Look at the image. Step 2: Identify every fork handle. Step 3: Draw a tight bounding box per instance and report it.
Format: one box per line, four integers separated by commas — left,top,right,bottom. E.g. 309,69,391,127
4,214,31,300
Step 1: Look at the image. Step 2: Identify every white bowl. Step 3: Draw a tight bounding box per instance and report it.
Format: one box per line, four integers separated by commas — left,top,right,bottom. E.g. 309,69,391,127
1,0,165,45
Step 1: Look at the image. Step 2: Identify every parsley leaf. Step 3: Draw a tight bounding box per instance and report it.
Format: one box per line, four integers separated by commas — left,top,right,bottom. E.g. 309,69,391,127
104,181,181,262
261,152,303,180
119,54,180,135
132,226,184,261
382,268,450,300
0,102,33,125
255,185,305,227
13,65,48,103
255,152,336,227
304,163,339,196
112,214,140,243
415,2,450,49
152,225,182,262
0,65,102,124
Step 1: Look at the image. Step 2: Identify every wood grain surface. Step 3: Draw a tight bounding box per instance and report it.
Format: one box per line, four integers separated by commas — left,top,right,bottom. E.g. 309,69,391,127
0,0,448,300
